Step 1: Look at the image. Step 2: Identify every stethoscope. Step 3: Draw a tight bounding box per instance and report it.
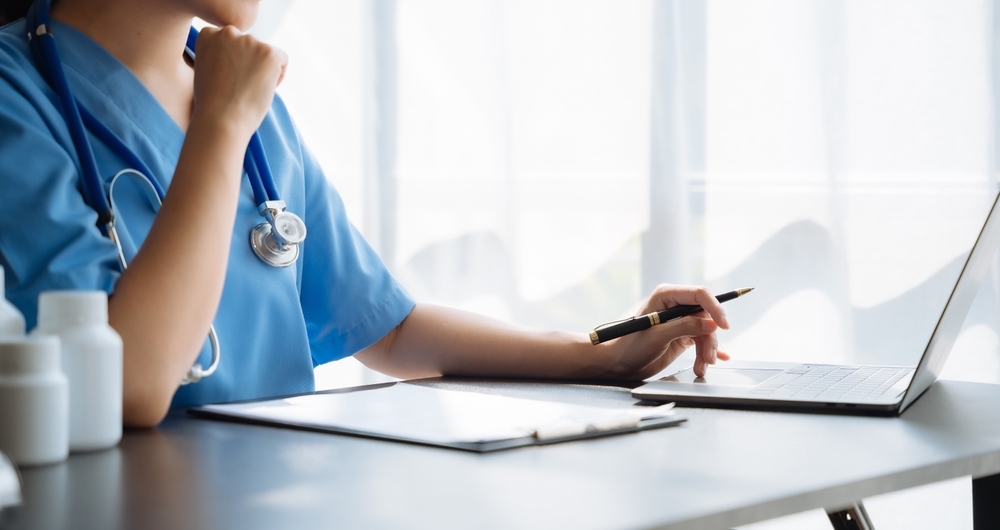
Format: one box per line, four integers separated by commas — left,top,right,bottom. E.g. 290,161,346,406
24,0,308,383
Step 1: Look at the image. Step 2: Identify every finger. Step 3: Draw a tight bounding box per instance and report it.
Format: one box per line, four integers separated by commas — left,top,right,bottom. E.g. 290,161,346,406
694,335,709,368
694,334,715,369
709,332,719,364
194,26,220,53
649,285,730,330
647,315,717,346
691,287,729,330
703,334,717,364
718,350,731,361
694,330,709,377
693,355,705,378
646,317,717,368
677,336,695,350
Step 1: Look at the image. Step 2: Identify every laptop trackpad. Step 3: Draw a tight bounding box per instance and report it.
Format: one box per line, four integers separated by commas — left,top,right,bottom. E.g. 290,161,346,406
664,368,784,387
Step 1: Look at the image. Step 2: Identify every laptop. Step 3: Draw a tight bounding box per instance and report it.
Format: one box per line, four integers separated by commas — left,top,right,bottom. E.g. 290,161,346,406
632,190,1000,416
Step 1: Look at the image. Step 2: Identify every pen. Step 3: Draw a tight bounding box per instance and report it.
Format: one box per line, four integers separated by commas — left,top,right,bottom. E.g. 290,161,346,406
589,288,754,345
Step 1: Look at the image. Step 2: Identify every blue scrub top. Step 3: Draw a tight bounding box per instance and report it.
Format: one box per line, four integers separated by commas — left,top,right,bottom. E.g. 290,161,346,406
0,20,415,407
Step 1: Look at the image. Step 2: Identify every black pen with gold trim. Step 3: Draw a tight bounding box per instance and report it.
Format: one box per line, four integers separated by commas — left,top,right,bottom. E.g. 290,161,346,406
589,288,754,345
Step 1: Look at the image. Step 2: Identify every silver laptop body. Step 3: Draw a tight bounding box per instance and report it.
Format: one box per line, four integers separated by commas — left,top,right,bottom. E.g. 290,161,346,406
632,190,1000,416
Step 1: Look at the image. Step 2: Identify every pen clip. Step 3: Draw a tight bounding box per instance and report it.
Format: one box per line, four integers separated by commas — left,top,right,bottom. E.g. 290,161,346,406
592,316,635,332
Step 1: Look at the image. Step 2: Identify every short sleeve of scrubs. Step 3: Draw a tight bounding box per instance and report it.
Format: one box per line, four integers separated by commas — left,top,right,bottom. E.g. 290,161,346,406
286,103,415,365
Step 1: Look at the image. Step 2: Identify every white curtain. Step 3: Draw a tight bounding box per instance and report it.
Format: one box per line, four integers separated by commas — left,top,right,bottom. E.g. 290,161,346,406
254,0,1000,388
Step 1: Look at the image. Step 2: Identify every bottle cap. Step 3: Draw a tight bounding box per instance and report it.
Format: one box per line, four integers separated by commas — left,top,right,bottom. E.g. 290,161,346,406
0,335,60,376
37,291,108,329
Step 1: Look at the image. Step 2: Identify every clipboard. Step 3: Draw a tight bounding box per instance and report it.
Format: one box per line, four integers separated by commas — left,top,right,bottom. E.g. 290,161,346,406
189,382,686,452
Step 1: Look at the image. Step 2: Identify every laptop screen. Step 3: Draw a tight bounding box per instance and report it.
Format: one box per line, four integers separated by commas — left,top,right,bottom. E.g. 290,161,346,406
899,189,1000,411
709,184,999,390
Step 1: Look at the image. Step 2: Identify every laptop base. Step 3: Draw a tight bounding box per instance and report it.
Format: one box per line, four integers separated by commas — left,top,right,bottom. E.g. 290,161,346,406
631,361,911,417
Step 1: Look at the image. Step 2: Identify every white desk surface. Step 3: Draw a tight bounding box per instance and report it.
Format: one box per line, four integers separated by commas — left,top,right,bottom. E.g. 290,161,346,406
8,378,1000,530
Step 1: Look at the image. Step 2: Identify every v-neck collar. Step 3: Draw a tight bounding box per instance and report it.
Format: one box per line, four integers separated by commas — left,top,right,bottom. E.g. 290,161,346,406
50,20,187,186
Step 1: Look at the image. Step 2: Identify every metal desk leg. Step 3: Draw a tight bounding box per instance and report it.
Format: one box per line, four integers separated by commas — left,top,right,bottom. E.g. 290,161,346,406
973,473,1000,530
826,501,875,530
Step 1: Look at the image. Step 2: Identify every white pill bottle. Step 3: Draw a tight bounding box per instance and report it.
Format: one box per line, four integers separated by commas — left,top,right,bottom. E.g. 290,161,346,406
32,291,123,452
0,268,25,337
0,336,69,465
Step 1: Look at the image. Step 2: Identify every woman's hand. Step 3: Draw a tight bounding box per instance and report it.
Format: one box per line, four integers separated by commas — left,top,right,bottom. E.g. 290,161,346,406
191,26,288,140
599,284,731,379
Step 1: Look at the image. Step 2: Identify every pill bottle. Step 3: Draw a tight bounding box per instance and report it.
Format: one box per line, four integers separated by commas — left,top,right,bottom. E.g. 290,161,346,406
32,291,122,452
0,336,69,466
0,268,24,337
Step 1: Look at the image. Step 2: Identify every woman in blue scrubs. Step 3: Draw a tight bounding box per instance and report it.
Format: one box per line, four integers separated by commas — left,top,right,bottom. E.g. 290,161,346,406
0,0,729,427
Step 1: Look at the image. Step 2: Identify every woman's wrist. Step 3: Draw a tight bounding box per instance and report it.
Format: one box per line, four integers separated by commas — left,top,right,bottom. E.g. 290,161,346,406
188,108,256,148
180,110,256,189
554,332,623,380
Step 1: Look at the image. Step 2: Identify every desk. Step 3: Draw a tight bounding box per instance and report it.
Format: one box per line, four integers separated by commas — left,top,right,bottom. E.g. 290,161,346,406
5,378,1000,530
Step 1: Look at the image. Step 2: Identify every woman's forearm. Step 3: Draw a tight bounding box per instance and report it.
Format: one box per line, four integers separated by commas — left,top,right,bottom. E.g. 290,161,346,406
111,116,247,427
355,304,616,381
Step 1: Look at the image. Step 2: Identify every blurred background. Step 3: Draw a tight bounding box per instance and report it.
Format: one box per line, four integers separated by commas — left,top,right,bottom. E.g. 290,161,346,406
249,1,1000,527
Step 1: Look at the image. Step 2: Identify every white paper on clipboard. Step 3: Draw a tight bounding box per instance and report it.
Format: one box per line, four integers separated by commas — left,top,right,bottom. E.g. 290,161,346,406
193,382,684,451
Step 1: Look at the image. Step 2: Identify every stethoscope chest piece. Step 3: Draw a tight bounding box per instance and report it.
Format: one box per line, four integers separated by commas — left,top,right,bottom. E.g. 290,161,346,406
250,201,307,268
251,222,299,267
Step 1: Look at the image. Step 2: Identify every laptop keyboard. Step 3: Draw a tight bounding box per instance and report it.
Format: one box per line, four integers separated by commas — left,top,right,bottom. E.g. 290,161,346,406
748,365,912,401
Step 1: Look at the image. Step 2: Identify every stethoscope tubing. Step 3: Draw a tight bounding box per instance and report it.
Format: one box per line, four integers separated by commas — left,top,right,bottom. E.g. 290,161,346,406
27,0,111,222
